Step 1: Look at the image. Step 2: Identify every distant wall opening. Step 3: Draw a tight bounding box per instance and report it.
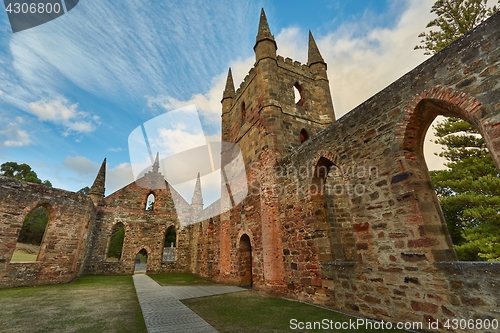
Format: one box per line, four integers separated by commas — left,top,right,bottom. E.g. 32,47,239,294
106,223,125,262
163,225,176,262
238,234,252,286
294,83,304,106
146,193,155,211
300,129,309,144
11,206,50,262
134,248,148,274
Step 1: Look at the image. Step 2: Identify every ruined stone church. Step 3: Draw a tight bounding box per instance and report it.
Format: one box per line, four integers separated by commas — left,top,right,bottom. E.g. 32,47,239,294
1,9,499,328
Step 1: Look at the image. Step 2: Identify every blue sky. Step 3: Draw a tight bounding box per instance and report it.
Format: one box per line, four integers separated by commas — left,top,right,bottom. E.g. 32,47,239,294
0,0,442,205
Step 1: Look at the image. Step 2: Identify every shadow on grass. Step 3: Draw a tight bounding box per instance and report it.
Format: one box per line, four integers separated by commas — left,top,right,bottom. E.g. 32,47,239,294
148,272,218,286
182,291,414,333
0,275,146,333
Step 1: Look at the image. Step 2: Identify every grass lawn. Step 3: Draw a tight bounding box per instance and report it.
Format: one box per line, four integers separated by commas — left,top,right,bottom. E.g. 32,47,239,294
0,275,146,333
10,251,37,262
148,272,218,286
183,291,412,333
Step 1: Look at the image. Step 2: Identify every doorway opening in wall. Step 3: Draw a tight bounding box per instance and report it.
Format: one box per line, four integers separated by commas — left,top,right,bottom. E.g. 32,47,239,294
238,234,252,286
11,205,50,262
134,249,148,274
162,226,176,262
424,114,500,261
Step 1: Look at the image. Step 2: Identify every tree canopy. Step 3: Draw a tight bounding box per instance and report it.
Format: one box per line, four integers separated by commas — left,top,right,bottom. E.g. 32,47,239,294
0,161,52,187
430,118,500,261
415,0,499,55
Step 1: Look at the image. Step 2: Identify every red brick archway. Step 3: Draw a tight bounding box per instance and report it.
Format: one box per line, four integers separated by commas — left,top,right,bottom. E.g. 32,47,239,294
238,234,252,286
397,86,500,261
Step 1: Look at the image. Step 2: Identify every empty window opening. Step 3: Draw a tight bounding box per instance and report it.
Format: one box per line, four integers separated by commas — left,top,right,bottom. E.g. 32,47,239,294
241,101,246,123
106,224,125,262
146,193,155,211
11,206,49,262
423,115,500,261
294,83,304,106
300,129,310,144
311,157,356,262
163,226,177,262
134,249,148,274
238,234,252,286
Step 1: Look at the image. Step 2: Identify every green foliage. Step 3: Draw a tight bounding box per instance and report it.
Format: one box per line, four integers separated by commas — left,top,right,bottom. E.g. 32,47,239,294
0,161,52,187
164,226,176,247
415,0,499,55
107,226,125,259
78,186,90,195
430,117,500,261
18,207,49,245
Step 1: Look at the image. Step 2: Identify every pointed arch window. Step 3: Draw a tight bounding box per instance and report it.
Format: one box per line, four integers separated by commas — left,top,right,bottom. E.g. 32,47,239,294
294,83,305,106
300,129,310,144
146,193,155,211
241,101,246,123
106,223,125,261
11,206,50,262
163,225,177,262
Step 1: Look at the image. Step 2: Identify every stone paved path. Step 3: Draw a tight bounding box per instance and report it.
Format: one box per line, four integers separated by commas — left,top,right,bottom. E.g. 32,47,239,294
133,274,245,333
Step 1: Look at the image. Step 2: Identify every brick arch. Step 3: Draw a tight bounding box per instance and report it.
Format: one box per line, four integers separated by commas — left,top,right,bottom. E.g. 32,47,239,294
395,86,499,262
14,202,56,262
311,150,338,169
308,151,356,262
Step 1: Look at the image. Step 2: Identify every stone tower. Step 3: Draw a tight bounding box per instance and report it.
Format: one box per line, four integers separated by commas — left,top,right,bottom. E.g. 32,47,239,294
218,9,337,289
221,8,335,163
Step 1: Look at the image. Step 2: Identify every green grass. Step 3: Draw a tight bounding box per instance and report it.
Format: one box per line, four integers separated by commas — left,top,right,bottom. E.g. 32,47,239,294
10,251,37,262
0,275,147,333
148,272,218,286
183,291,411,333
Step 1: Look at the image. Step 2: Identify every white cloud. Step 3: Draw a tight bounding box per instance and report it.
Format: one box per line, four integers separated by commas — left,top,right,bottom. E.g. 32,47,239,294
28,97,98,135
107,162,135,194
62,156,99,177
0,117,32,147
147,57,255,125
0,90,3,96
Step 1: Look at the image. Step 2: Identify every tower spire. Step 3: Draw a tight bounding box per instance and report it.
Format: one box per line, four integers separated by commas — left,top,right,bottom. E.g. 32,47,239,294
89,158,106,205
191,172,204,215
307,30,325,67
254,8,277,62
152,152,160,173
222,68,235,101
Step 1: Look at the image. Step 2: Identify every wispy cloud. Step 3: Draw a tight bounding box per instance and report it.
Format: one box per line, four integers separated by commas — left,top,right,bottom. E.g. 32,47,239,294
0,116,32,147
28,97,98,136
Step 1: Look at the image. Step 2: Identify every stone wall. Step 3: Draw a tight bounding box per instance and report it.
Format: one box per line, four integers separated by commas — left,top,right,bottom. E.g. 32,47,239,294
0,176,96,288
84,170,192,275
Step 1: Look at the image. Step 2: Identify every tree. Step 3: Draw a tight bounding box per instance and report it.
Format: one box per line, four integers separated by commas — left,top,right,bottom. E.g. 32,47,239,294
417,1,500,261
107,226,125,259
18,207,49,245
430,118,500,261
0,161,52,187
78,186,90,195
415,0,499,55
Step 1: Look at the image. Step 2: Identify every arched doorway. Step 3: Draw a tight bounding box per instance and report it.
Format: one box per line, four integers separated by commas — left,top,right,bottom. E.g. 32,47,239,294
402,89,500,261
134,249,148,274
238,234,252,286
